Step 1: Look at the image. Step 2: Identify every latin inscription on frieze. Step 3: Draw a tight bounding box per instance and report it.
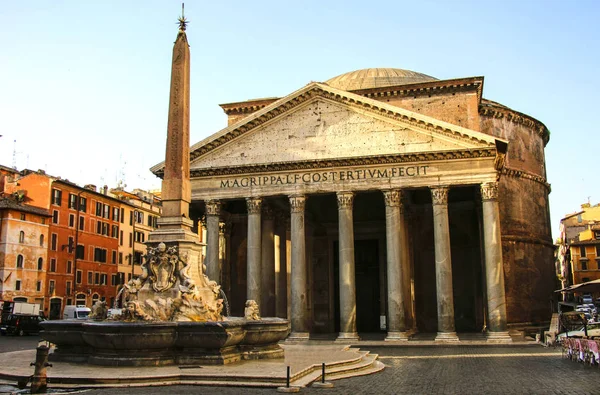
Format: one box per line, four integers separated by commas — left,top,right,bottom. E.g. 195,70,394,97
219,165,429,189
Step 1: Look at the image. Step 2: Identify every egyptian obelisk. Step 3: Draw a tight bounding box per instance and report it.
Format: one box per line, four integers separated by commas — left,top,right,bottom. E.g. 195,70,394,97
148,7,204,284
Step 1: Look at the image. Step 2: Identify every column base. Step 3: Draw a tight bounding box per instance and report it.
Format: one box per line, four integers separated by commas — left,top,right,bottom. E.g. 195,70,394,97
286,332,310,342
385,331,410,341
435,332,459,342
335,332,360,342
312,381,334,388
486,331,512,343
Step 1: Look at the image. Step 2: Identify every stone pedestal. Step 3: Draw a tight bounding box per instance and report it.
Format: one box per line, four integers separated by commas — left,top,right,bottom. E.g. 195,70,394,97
431,187,458,342
383,190,409,341
246,198,263,306
481,182,511,343
336,192,359,342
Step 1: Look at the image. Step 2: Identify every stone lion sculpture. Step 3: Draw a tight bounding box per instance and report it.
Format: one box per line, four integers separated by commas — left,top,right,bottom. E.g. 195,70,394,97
244,300,260,320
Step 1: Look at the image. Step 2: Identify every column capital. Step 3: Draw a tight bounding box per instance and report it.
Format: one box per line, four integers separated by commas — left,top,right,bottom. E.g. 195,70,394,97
246,197,262,215
289,195,306,213
431,186,449,206
481,182,499,201
383,189,404,208
205,200,222,216
336,192,354,210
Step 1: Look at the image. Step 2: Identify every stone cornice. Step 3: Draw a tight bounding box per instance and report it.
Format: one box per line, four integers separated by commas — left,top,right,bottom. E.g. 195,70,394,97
179,148,497,178
220,97,279,115
354,77,484,104
479,101,550,146
501,166,551,192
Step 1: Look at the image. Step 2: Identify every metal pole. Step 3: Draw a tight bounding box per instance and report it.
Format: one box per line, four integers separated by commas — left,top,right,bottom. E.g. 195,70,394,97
286,366,290,387
321,362,325,383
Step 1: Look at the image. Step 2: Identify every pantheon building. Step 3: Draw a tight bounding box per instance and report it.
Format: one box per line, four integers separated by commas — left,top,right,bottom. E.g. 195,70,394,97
153,68,554,341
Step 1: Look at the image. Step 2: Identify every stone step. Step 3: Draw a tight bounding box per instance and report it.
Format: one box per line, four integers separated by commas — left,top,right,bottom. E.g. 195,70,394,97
293,351,383,387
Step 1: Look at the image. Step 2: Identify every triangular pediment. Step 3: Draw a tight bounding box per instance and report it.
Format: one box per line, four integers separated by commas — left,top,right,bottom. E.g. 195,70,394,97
151,83,505,176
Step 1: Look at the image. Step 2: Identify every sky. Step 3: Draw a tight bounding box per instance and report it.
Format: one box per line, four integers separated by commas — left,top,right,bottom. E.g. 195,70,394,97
1,0,599,239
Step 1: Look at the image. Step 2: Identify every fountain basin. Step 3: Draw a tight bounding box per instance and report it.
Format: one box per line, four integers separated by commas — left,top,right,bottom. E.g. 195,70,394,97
41,318,289,366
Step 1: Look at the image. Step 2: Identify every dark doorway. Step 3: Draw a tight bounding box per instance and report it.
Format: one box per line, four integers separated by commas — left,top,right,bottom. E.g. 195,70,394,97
334,239,381,333
49,298,62,320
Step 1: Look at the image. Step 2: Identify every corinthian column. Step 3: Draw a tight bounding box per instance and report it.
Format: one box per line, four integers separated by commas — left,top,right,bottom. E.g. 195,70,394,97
289,195,309,340
383,190,409,341
205,200,221,283
336,192,359,341
261,205,276,317
431,186,458,342
246,197,262,308
481,182,511,342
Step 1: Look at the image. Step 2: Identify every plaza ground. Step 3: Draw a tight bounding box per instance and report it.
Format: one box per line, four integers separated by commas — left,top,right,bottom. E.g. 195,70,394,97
0,335,599,394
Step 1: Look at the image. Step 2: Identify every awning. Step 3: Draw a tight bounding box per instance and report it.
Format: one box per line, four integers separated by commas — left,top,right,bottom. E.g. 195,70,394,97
555,279,600,294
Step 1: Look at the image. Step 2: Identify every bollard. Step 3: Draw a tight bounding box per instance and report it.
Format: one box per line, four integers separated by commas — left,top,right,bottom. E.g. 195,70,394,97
277,365,299,393
312,361,334,389
30,345,52,393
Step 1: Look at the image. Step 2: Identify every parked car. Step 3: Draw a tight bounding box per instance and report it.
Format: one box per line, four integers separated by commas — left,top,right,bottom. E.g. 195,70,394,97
62,305,91,320
0,314,45,336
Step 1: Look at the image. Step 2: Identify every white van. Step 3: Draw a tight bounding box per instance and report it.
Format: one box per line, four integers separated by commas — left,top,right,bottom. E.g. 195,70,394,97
62,306,91,320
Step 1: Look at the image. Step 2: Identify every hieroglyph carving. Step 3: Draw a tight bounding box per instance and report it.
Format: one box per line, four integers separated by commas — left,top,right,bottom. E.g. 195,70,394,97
246,197,262,215
337,192,354,210
481,182,499,201
431,187,449,205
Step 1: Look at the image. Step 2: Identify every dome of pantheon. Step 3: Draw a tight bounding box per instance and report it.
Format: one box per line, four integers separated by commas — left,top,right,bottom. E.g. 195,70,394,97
325,68,438,91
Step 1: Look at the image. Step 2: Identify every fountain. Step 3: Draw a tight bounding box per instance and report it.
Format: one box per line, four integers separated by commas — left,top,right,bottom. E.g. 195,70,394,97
39,7,289,367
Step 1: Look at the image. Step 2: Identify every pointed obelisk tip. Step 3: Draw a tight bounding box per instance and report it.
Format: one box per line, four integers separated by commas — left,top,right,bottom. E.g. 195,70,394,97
178,3,188,32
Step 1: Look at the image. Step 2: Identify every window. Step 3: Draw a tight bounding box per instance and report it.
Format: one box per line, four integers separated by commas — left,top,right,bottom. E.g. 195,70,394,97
52,210,59,224
52,188,62,206
111,274,117,286
95,202,102,216
39,234,44,247
49,280,55,295
15,280,21,291
79,216,85,231
67,260,72,274
95,272,100,285
134,251,143,266
102,222,109,236
76,270,82,284
119,230,123,246
69,193,77,209
112,250,117,264
76,244,85,260
129,211,133,226
103,204,110,219
76,293,86,306
120,208,125,224
87,271,93,284
79,196,87,213
51,234,57,250
19,231,25,243
36,281,42,292
118,252,123,264
127,273,132,282
112,225,119,238
16,255,24,269
581,246,587,258
96,221,102,234
94,248,107,263
66,281,72,296
129,232,132,248
100,273,107,285
50,258,56,272
37,257,43,271
68,236,74,253
596,245,600,256
134,231,145,243
113,207,120,222
69,214,75,227
582,261,588,271
134,211,143,224
41,218,46,225
20,213,26,221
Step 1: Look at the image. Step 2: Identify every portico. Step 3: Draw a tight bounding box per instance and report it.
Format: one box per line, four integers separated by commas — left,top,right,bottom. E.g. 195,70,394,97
153,81,512,341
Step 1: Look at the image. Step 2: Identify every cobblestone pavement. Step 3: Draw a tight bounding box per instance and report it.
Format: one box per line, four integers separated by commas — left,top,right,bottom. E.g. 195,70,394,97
74,346,599,395
0,334,41,353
